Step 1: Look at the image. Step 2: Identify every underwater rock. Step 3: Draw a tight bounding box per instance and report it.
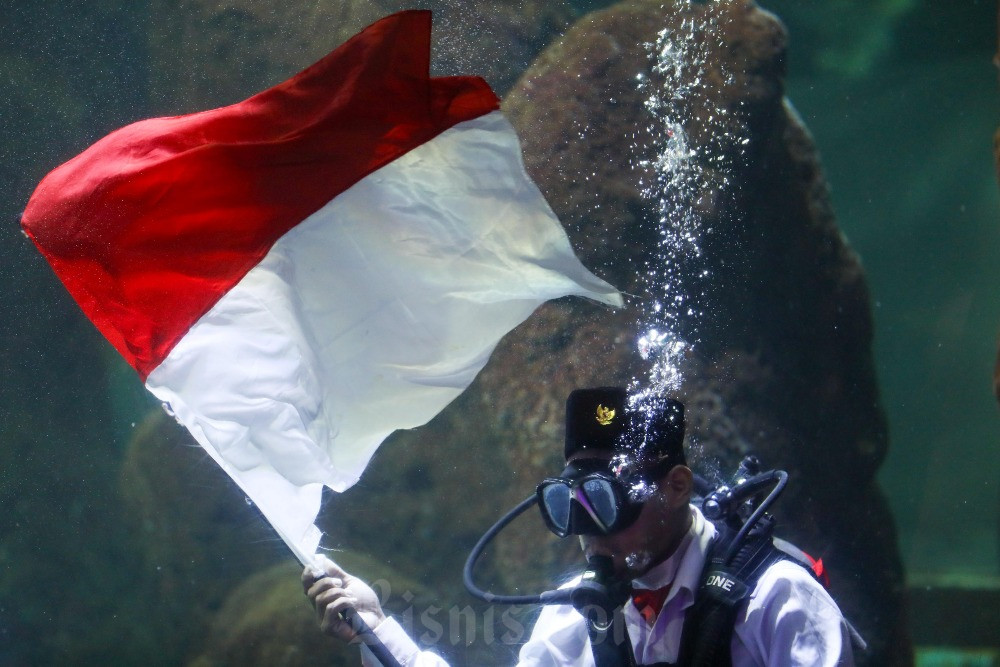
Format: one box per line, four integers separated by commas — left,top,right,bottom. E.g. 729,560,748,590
120,408,287,662
121,398,516,665
146,0,574,113
313,387,526,652
478,0,909,664
187,562,348,667
188,555,434,667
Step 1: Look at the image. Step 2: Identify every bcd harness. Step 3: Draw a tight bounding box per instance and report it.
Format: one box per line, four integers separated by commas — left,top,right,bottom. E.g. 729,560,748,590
585,513,865,667
586,513,796,667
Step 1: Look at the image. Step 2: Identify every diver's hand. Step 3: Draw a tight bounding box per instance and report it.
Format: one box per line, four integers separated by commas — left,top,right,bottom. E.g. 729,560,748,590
302,555,386,642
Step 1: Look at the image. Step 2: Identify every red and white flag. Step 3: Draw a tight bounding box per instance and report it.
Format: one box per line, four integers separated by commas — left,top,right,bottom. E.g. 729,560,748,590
22,10,620,565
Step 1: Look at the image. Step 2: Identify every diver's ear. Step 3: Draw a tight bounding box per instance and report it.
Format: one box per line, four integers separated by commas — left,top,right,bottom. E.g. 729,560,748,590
662,465,693,508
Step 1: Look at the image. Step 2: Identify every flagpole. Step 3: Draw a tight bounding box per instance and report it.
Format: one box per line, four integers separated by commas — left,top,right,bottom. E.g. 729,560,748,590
341,605,403,667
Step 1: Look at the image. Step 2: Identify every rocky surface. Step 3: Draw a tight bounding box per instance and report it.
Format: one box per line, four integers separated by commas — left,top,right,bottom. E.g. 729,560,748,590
146,0,574,113
121,396,525,665
188,562,349,667
475,0,909,663
188,556,436,667
120,409,287,663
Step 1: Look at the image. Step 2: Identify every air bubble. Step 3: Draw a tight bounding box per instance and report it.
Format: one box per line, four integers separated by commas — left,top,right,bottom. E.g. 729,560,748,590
627,0,745,437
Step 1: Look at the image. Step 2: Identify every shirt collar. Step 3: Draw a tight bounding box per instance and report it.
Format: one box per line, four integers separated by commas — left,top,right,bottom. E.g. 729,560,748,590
631,505,716,607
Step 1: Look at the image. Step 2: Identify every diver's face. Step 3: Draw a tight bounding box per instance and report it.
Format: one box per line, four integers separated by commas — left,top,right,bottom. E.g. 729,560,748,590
574,457,693,578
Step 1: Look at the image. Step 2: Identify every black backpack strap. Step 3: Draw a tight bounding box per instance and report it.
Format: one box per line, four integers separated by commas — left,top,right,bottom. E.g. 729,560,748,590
586,604,637,667
675,517,789,667
596,516,814,667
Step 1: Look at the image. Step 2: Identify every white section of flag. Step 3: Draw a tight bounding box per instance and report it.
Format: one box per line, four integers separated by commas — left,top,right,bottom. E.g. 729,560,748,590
144,112,621,565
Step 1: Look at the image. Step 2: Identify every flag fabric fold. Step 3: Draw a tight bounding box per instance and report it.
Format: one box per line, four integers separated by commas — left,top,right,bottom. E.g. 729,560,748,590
22,10,622,565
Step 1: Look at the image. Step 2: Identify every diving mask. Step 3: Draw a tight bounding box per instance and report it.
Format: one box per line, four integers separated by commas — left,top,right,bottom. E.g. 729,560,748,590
536,459,644,538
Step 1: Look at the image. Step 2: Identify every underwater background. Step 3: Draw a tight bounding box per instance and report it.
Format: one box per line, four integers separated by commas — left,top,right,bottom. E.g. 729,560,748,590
1,1,997,665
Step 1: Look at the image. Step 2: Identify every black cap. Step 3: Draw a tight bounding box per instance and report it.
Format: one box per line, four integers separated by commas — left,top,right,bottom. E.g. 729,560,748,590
564,387,630,459
564,387,686,468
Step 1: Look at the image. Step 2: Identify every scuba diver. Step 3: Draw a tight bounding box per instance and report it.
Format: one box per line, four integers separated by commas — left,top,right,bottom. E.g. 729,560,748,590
303,387,858,666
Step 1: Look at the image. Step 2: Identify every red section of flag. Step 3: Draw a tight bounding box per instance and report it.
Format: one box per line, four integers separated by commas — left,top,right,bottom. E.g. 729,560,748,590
21,10,499,380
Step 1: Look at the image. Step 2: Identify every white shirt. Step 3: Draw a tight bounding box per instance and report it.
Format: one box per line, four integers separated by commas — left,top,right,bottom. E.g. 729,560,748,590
364,507,855,666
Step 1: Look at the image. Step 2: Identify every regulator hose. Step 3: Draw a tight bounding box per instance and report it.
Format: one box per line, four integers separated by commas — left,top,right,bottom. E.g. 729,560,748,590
463,494,581,606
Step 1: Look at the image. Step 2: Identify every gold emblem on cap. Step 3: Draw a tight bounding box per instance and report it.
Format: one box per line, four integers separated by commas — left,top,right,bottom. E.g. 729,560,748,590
595,404,615,426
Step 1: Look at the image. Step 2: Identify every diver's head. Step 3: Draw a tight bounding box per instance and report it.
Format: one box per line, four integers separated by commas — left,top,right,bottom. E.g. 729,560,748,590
536,387,693,576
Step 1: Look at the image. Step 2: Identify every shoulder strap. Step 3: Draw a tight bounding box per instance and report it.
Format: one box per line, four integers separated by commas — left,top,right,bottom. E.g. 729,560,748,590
586,602,637,667
674,517,788,667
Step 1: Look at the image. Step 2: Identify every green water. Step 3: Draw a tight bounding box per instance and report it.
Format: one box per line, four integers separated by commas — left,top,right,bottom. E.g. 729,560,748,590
786,37,1000,578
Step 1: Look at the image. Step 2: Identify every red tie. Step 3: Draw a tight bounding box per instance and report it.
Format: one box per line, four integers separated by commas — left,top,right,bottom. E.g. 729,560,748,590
631,584,672,625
